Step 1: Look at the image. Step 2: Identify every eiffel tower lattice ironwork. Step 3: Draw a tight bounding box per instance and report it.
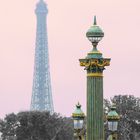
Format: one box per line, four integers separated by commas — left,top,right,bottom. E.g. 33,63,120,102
30,0,54,113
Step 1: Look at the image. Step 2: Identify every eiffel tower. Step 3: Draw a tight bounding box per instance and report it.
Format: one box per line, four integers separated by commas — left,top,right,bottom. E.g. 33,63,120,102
30,0,54,113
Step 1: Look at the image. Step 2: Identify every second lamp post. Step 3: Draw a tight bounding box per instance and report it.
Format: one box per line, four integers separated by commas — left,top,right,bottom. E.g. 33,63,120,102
72,103,85,140
107,105,120,140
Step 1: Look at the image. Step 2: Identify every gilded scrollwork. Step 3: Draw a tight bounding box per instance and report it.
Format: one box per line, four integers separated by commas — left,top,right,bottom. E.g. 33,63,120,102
79,58,110,73
80,59,110,67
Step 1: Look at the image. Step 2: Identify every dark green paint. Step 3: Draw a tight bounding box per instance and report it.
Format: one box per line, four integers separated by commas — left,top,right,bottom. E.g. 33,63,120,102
94,16,97,25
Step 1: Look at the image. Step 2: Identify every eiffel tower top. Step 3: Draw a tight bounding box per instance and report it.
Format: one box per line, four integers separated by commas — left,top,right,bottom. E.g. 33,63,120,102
35,0,48,14
39,0,45,3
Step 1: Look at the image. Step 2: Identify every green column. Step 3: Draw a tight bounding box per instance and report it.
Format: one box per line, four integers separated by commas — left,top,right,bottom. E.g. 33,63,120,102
87,76,103,140
79,16,111,140
80,58,110,140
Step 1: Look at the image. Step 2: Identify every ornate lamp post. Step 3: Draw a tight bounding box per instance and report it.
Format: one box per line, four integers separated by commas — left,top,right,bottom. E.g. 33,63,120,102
72,103,85,140
107,105,120,140
79,16,111,140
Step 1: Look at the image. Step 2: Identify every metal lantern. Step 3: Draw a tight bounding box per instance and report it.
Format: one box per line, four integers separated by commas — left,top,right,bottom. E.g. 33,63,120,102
85,16,105,59
72,102,85,130
86,16,104,47
107,105,120,132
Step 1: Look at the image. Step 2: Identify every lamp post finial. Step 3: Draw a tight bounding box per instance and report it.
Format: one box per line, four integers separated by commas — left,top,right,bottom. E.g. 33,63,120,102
94,15,97,25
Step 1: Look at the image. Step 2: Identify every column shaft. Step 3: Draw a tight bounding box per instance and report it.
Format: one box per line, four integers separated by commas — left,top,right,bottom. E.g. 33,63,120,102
87,76,104,140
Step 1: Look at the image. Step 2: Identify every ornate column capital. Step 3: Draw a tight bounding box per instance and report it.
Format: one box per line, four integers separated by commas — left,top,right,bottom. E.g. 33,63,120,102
79,58,111,77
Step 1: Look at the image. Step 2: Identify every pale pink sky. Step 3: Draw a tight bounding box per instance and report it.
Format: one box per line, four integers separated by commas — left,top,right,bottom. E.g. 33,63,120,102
0,0,140,118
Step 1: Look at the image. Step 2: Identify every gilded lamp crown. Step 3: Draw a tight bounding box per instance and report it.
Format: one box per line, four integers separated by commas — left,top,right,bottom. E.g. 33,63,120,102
107,104,120,120
72,102,85,119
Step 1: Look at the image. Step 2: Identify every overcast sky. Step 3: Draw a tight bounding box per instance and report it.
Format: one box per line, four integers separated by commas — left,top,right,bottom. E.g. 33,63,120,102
0,0,140,118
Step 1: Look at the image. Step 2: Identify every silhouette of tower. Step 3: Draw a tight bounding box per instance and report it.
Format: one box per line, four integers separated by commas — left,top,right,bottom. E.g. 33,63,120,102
30,0,54,113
